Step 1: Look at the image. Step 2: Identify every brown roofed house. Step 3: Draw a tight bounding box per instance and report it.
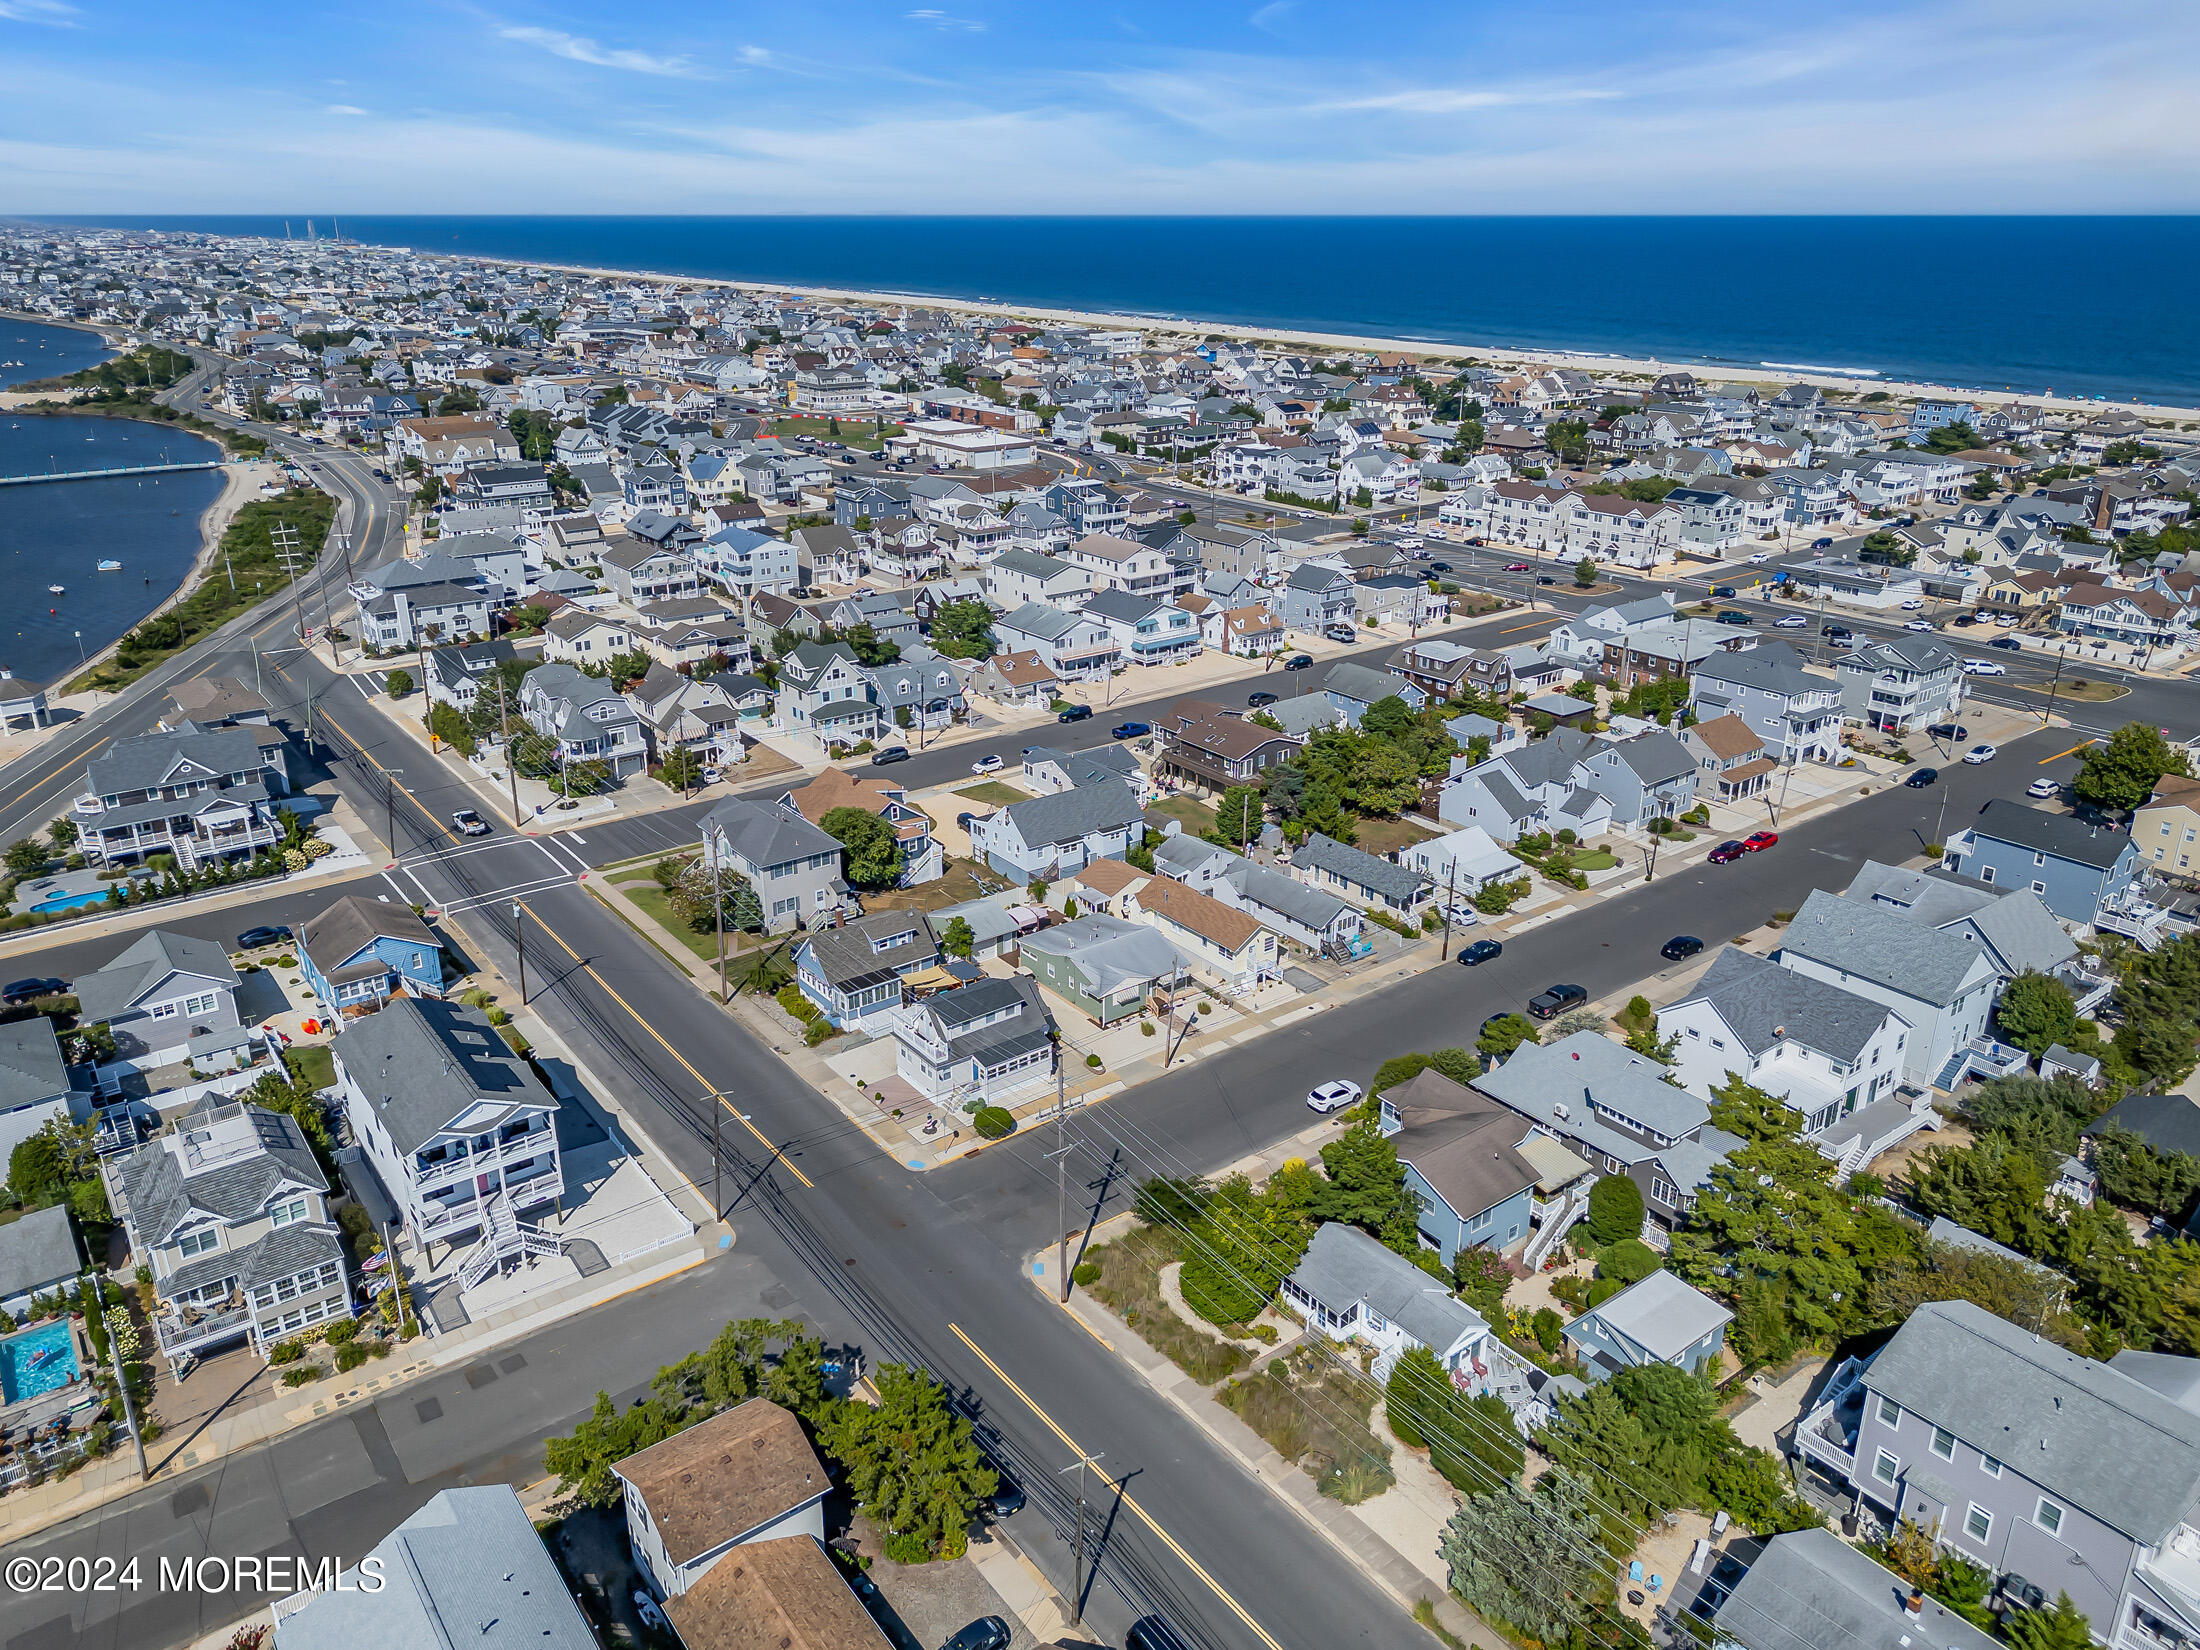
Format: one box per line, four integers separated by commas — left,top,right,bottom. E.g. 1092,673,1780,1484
161,675,273,730
665,1533,892,1650
614,1400,831,1600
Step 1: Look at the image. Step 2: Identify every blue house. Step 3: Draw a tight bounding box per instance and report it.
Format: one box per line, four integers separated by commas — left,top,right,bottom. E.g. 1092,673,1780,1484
1321,661,1425,728
297,895,445,1014
1942,798,2142,926
1561,1268,1732,1381
1375,1068,1540,1268
791,912,940,1029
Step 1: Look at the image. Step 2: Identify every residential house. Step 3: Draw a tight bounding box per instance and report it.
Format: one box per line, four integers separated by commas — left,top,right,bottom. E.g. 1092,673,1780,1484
780,765,942,887
967,779,1145,883
1688,644,1845,765
1775,890,2001,1089
1545,593,1681,667
867,653,966,737
1123,873,1280,996
296,896,445,1016
1021,913,1182,1026
628,664,749,770
72,722,290,870
1397,826,1524,899
1152,699,1303,795
1573,728,1698,829
1290,832,1434,920
1061,532,1175,601
75,929,243,1070
335,996,563,1272
2058,584,2197,655
965,649,1061,709
1324,660,1425,726
792,913,942,1030
1943,799,2143,927
0,1205,81,1319
1705,1530,2001,1650
350,556,496,650
1150,837,1366,955
1201,602,1287,658
1563,1269,1732,1381
774,640,886,751
1279,562,1359,630
271,1486,596,1650
600,536,701,608
1080,588,1200,665
2138,775,2200,879
0,1020,90,1172
1373,1068,1541,1265
883,976,1057,1106
702,797,853,933
661,1534,894,1650
613,1399,830,1601
161,676,273,731
1602,618,1755,688
517,661,649,779
542,608,634,669
991,602,1121,682
699,524,800,601
114,1100,349,1367
1437,727,1605,842
985,548,1092,612
1843,860,2094,1007
1837,637,1966,735
1391,639,1510,702
1681,713,1777,802
1791,1298,2200,1650
422,638,519,719
1659,947,1929,1170
1021,742,1145,800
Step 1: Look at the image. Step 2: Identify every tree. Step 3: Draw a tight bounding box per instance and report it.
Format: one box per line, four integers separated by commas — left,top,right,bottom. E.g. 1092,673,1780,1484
820,806,901,889
46,816,76,851
1440,1469,1613,1645
1179,1173,1310,1324
2007,1595,2095,1650
929,600,995,660
384,668,413,699
1454,1245,1512,1319
1370,1048,1481,1097
1584,1174,1645,1247
1996,970,2080,1056
1315,1122,1419,1253
1386,1346,1524,1494
1216,785,1263,847
2092,1124,2200,1222
544,1389,684,1507
1476,1014,1538,1062
2075,720,2190,812
658,749,707,791
1574,556,1598,588
3,837,48,878
667,857,763,934
604,648,653,684
938,916,975,959
817,1362,996,1561
1360,695,1416,740
650,1317,824,1418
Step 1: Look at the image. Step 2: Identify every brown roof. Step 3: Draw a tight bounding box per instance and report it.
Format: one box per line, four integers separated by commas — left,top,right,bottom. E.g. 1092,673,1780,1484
1070,857,1148,899
665,1535,889,1650
612,1401,826,1565
2147,774,2200,814
989,649,1058,686
398,414,502,439
1688,713,1765,761
1165,707,1295,763
1132,874,1265,953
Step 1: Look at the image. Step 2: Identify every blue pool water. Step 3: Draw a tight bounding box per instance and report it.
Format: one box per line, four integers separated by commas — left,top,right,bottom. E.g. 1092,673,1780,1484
0,1319,79,1405
31,890,113,913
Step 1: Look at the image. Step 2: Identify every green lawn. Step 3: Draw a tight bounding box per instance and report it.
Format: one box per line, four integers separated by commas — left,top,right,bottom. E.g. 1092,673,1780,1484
771,416,898,451
610,874,721,964
285,1045,336,1091
1571,849,1620,870
1146,795,1219,835
1352,815,1439,857
954,781,1026,807
860,859,1000,914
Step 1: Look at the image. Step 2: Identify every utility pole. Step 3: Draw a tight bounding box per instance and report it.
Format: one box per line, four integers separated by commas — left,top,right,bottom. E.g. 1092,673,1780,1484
271,520,311,646
496,675,522,826
712,1091,723,1222
107,1305,148,1482
1439,858,1459,961
2041,649,2067,727
1050,1058,1072,1304
711,830,728,1001
384,768,404,855
513,899,527,1006
1057,1450,1105,1628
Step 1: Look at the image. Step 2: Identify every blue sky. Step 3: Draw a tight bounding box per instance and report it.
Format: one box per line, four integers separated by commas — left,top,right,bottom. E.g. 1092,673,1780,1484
2,0,2194,213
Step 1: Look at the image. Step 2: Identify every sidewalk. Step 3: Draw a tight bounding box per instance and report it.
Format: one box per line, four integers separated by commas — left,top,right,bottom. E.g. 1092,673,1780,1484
1029,1218,1500,1650
0,986,721,1545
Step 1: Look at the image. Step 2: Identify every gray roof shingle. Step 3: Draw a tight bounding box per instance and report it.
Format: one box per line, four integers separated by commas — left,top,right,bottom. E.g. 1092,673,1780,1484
74,929,239,1026
0,1205,80,1301
1778,890,1989,1007
332,997,557,1157
1292,833,1431,905
1677,947,1903,1062
1287,1223,1489,1352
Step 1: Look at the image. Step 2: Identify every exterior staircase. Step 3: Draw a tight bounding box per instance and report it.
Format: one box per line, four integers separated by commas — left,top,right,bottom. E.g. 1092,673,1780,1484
1522,1186,1591,1272
453,1193,566,1293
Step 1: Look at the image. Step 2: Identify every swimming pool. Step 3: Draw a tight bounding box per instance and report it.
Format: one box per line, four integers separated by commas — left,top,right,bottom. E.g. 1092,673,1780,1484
31,889,112,913
0,1319,78,1405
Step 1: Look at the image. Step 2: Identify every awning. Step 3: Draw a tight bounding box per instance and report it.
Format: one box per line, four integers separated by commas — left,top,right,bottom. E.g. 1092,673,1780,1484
902,966,963,993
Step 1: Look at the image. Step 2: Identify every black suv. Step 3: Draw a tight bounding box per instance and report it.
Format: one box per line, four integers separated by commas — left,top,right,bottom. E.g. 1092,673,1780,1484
1056,704,1093,722
1527,982,1588,1020
1926,723,1969,742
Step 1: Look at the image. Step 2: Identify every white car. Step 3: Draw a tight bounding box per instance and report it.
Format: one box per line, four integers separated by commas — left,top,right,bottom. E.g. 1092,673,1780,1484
1395,537,1422,549
1748,552,1773,564
1900,599,1925,610
1963,658,2008,675
1306,1080,1364,1114
1964,744,1999,764
1906,620,1934,632
2027,777,2062,798
1775,614,1809,628
971,753,1004,775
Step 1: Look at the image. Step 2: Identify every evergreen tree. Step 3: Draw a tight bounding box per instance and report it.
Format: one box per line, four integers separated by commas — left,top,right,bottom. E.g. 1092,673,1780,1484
1440,1468,1612,1644
544,1390,684,1506
1314,1122,1420,1253
2007,1594,2094,1650
817,1363,996,1560
1584,1173,1645,1246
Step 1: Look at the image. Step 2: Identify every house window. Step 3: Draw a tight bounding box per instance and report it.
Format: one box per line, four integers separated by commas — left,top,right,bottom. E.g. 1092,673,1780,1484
1980,866,1995,883
1931,1426,1956,1460
177,1228,219,1258
1873,1449,1900,1486
1980,1453,2002,1478
150,1001,179,1021
1877,1396,1903,1428
1965,1504,1992,1543
2031,881,2046,895
269,1198,309,1229
2035,1498,2064,1536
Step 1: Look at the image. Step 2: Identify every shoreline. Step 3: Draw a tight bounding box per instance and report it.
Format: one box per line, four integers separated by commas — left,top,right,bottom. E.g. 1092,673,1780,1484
448,250,2200,423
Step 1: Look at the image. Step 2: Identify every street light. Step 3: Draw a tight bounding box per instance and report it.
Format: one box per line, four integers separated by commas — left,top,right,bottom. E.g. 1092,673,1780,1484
513,900,527,1006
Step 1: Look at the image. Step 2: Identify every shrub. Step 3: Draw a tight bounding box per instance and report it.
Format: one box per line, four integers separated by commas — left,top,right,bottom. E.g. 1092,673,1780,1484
803,1019,838,1048
323,1318,358,1346
973,1106,1015,1140
1140,1020,1156,1036
267,1338,305,1365
335,1343,369,1373
1084,1052,1102,1069
1532,1307,1565,1352
775,983,820,1023
280,1364,323,1387
1584,1173,1645,1246
1072,1261,1101,1287
1598,1237,1662,1287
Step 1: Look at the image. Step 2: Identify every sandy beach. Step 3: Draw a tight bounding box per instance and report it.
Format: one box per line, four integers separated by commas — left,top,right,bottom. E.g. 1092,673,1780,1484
459,250,2200,425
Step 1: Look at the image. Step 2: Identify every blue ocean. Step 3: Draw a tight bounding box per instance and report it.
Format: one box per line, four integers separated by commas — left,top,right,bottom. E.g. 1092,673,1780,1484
32,214,2200,405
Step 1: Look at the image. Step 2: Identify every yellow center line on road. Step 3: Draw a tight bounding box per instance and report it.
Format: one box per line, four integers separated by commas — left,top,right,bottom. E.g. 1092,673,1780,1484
948,1323,1283,1650
0,735,110,817
309,702,462,849
1496,617,1558,634
514,899,814,1190
2038,738,2100,765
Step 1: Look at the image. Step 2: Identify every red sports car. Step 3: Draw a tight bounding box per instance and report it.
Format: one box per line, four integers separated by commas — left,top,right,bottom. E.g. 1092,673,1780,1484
1743,831,1779,852
1503,562,1531,572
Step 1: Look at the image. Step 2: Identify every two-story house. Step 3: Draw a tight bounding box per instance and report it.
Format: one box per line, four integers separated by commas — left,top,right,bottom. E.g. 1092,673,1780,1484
883,975,1057,1107
1680,713,1776,802
1152,700,1303,796
517,661,649,779
1573,728,1698,830
334,997,564,1274
2136,775,2200,879
1562,1269,1732,1381
967,778,1146,884
1022,742,1147,801
1279,562,1358,631
627,663,749,771
114,1101,350,1369
542,608,633,670
792,912,942,1030
699,524,801,602
867,654,966,737
297,895,446,1016
701,797,853,933
1372,1068,1542,1266
779,766,942,887
991,602,1121,683
1080,589,1200,665
1060,532,1174,601
985,549,1092,613
1942,800,2144,928
73,723,290,870
600,536,702,609
74,929,244,1071
1793,1299,2200,1650
1837,636,1966,735
1688,643,1844,765
613,1399,830,1602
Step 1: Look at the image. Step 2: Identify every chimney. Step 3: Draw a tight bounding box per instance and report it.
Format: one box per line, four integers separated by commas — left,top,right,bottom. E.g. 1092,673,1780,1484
1906,1590,1924,1617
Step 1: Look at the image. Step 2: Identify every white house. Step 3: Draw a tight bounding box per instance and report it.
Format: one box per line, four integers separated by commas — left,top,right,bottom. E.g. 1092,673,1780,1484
613,1399,829,1601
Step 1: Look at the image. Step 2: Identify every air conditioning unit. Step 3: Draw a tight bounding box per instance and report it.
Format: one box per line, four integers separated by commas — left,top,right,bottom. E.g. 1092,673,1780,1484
1553,1103,1571,1121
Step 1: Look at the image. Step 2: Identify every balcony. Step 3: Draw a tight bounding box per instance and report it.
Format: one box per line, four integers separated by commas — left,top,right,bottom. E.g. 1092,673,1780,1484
154,1300,252,1356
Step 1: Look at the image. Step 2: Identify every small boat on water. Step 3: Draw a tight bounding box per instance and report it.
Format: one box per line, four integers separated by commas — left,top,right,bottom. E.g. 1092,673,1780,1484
97,559,121,571
47,584,64,594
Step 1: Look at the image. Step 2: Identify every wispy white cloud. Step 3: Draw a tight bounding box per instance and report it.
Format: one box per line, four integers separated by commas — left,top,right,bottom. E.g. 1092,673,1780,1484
0,0,79,25
1247,1,1293,33
324,104,367,115
905,9,985,32
498,23,705,78
1315,84,1617,113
